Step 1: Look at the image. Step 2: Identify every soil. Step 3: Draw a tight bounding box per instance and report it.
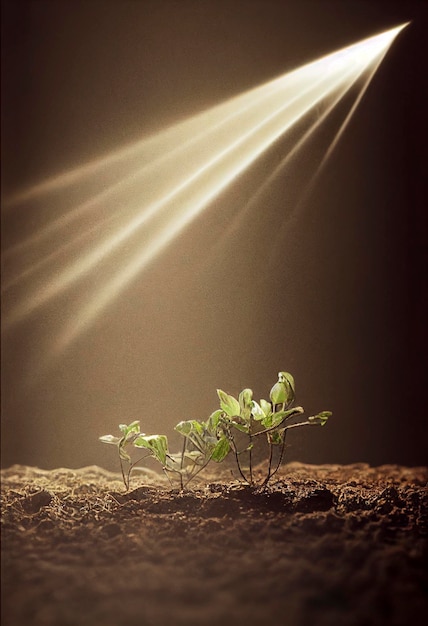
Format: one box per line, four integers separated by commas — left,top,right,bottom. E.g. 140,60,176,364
1,462,427,626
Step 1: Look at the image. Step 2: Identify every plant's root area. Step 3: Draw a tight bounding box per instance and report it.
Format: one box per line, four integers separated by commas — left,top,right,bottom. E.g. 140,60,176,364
1,462,427,626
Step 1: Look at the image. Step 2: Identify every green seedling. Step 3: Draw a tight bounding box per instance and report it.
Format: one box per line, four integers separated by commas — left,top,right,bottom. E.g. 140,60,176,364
100,371,331,490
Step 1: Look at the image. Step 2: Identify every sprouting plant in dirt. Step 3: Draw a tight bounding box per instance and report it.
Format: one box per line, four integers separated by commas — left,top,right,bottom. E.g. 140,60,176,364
217,372,330,485
100,415,230,491
100,371,331,490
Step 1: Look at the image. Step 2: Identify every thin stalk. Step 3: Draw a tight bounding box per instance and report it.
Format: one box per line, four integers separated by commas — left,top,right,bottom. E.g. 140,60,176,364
179,436,186,491
248,429,254,485
126,453,152,491
119,456,128,491
163,468,174,488
229,432,249,483
183,456,211,488
268,429,288,482
267,422,314,482
264,436,274,485
283,421,313,430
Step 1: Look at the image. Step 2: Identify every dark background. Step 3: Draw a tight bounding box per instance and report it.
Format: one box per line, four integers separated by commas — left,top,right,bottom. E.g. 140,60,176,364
1,0,427,471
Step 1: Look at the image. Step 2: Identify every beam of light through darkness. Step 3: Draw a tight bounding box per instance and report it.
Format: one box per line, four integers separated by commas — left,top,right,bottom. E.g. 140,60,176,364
268,42,398,261
2,24,408,353
203,63,374,266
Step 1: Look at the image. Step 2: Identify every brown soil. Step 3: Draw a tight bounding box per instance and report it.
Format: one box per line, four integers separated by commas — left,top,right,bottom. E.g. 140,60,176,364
1,463,427,626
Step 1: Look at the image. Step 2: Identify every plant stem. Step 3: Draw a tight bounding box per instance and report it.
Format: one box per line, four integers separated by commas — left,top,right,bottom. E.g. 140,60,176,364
268,429,288,482
179,436,186,491
264,437,274,485
126,454,152,490
248,429,254,485
229,431,248,483
183,457,211,488
253,408,304,438
119,457,128,491
283,421,312,430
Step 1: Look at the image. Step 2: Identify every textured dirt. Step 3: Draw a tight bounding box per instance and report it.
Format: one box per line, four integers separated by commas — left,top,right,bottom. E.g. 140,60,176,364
1,463,427,626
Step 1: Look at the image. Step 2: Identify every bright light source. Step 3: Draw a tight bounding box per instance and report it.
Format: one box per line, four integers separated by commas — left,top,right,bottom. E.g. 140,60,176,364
2,23,409,351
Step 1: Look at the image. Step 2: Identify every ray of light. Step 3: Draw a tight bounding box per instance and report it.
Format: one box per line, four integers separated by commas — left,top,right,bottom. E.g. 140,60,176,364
4,60,325,259
269,38,402,257
202,66,371,265
2,23,408,349
55,25,408,351
4,67,363,330
4,26,375,210
4,21,406,216
1,212,118,293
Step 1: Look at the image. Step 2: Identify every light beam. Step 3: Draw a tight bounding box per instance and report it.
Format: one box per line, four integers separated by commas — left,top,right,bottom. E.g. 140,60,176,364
2,23,409,352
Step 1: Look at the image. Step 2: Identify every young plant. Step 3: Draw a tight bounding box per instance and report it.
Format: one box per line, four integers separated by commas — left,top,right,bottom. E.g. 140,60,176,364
216,372,331,485
100,371,331,490
99,421,167,490
100,413,230,490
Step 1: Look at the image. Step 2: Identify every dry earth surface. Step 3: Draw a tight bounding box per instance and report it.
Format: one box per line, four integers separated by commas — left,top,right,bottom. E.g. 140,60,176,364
1,462,427,626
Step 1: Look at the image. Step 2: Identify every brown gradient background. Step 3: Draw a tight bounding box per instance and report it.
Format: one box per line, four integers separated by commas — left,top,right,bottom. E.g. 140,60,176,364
1,0,427,471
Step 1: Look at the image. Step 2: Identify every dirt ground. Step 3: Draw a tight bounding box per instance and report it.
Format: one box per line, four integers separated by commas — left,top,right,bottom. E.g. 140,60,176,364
1,462,427,626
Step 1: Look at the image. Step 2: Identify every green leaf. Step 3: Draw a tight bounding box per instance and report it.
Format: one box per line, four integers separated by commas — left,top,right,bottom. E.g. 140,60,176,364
119,421,140,437
260,399,272,416
175,420,204,437
278,372,295,395
251,401,266,421
99,434,121,445
238,388,253,420
269,381,286,405
308,411,331,426
255,406,304,432
270,406,304,429
252,399,272,421
270,372,295,406
133,434,169,465
217,389,241,417
211,437,231,462
206,409,223,433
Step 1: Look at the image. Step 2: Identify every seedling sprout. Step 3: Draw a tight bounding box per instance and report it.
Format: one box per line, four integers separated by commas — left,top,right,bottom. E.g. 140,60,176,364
100,371,331,490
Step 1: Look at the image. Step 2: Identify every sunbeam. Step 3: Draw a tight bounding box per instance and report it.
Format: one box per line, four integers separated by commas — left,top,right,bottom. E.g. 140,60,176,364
2,23,408,352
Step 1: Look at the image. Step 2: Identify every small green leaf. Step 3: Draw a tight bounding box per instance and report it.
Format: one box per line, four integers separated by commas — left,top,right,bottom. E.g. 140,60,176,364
119,421,140,437
251,401,266,421
211,437,231,462
278,371,295,395
255,406,304,432
270,372,295,406
175,420,204,437
238,388,253,420
217,389,241,417
206,409,223,433
269,382,286,405
308,411,331,426
260,399,272,416
134,434,169,465
99,434,121,445
270,406,304,429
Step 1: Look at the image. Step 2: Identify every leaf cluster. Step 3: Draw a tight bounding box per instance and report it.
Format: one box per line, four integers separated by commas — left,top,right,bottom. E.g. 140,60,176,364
100,371,331,490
